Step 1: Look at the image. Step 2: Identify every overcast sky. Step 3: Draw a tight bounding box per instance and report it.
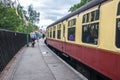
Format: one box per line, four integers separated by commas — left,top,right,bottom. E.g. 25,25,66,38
19,0,80,30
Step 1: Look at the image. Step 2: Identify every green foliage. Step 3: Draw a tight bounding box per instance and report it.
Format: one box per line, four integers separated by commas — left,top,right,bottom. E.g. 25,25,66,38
28,23,39,33
69,0,91,12
0,3,39,33
28,5,40,24
0,3,21,31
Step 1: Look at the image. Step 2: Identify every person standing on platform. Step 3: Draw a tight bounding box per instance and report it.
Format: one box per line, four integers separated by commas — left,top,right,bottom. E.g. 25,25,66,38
30,31,36,47
35,31,41,42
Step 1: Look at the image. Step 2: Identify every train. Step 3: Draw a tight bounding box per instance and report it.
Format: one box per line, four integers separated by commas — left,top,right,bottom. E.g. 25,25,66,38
45,0,120,80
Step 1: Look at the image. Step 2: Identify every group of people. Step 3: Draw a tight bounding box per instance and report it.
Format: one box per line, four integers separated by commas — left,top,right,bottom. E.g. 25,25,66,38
30,30,45,47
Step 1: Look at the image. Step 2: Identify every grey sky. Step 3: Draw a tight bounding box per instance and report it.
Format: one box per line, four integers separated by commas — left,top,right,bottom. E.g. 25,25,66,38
19,0,80,29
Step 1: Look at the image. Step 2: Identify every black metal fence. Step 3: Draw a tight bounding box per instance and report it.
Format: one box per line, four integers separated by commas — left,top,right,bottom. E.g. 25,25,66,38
0,29,27,73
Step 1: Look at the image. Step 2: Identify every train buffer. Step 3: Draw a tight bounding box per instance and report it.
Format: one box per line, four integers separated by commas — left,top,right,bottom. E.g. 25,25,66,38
1,39,87,80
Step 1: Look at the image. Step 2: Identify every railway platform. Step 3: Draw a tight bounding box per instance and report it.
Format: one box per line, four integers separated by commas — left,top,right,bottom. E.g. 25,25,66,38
1,39,87,80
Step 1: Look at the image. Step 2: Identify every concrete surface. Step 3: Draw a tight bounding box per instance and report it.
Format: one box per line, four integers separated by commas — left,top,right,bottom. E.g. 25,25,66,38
3,39,87,80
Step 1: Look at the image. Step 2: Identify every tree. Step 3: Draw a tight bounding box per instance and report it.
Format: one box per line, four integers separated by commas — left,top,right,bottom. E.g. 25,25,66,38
69,0,91,12
0,2,39,33
0,3,23,31
28,5,40,24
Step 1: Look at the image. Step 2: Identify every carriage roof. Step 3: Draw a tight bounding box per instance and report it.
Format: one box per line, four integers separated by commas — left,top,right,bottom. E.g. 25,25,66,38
47,0,107,28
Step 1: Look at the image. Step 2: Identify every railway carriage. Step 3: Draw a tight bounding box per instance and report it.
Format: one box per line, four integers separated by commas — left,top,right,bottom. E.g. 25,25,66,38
46,0,120,80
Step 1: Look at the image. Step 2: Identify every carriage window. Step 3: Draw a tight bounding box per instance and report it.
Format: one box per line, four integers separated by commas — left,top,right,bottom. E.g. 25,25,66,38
53,31,55,38
82,15,86,23
95,9,100,20
68,27,75,41
86,13,89,22
82,14,88,23
73,19,76,25
50,28,52,38
91,9,100,21
68,19,76,27
57,24,61,39
91,11,95,21
68,19,76,41
57,30,61,39
68,21,71,27
53,27,56,38
116,19,120,48
117,2,120,15
82,23,99,45
82,13,90,23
